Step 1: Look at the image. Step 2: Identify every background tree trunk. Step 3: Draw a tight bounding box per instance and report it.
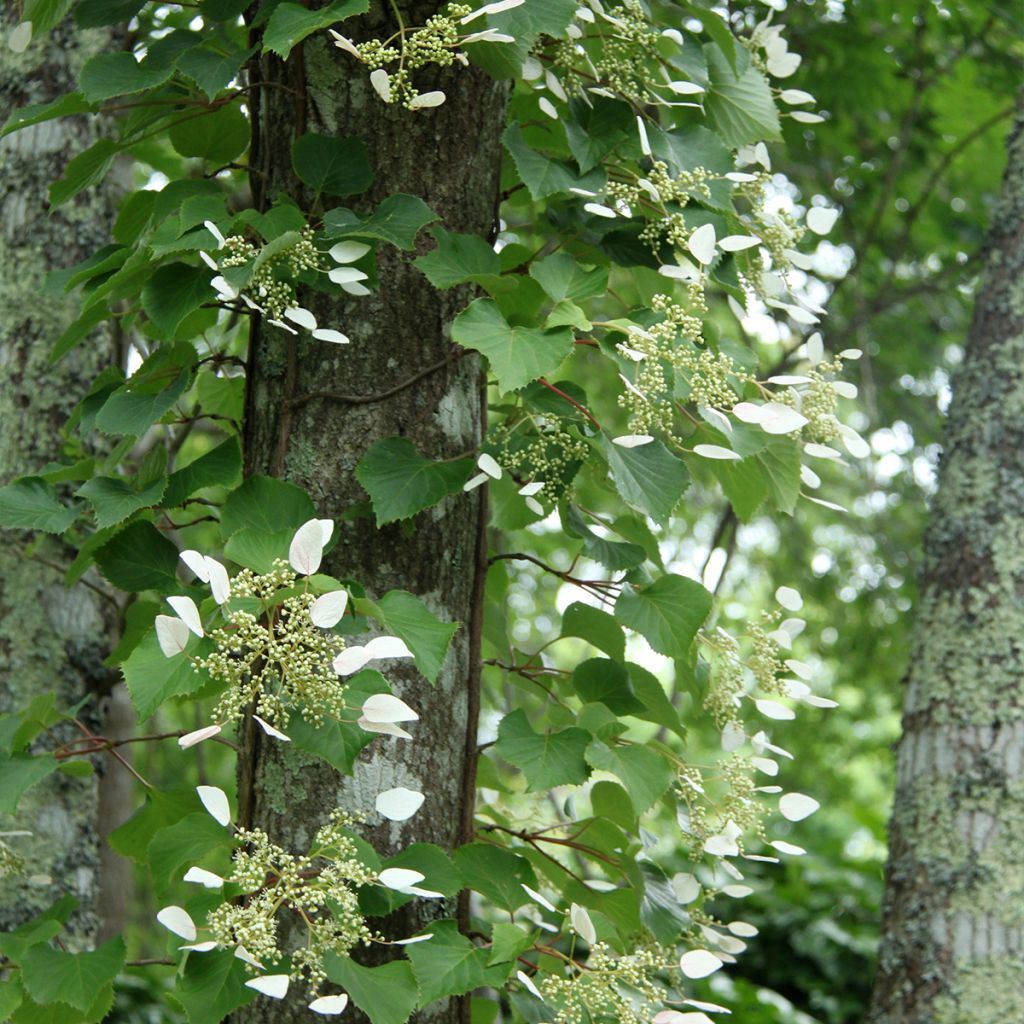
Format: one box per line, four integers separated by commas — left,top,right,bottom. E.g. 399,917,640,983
236,5,506,1019
870,100,1024,1023
0,17,122,945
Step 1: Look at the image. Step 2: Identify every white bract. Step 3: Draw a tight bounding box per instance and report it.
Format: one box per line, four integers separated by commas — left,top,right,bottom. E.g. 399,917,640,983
376,787,425,821
197,785,231,827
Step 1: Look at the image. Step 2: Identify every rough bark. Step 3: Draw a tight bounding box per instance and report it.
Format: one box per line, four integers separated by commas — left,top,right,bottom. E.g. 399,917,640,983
0,18,122,944
235,4,506,1020
870,100,1024,1023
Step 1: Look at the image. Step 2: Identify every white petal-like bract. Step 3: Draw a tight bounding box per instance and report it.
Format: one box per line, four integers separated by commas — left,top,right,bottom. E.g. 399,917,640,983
253,715,290,741
369,69,392,102
284,307,317,331
289,519,326,576
206,557,231,604
379,867,425,890
311,590,349,628
156,615,190,658
180,549,210,582
361,692,418,723
184,866,225,888
309,994,349,1015
168,595,204,637
679,949,724,979
775,586,803,611
806,206,839,235
179,724,222,749
687,223,717,265
197,785,231,827
779,792,820,821
246,975,290,999
376,787,425,821
612,434,654,448
570,903,596,944
693,444,740,461
157,905,196,941
329,241,371,264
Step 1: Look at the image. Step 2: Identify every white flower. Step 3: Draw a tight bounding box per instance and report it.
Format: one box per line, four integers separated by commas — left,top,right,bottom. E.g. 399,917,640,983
310,590,349,628
779,792,820,821
460,0,525,24
329,241,371,264
329,30,360,57
693,444,740,461
284,307,317,331
612,434,653,448
806,206,839,235
167,595,203,637
184,866,225,888
289,518,330,576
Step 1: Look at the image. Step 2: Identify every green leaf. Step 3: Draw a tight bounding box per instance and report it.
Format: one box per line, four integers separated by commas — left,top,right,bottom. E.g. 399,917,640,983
172,949,256,1024
488,923,538,965
572,658,644,715
757,436,802,514
564,95,633,174
648,123,734,210
108,789,200,864
584,741,671,814
383,843,462,898
415,228,501,288
0,978,22,1019
454,843,538,912
178,44,252,100
94,342,195,435
356,437,473,526
0,897,76,962
78,52,173,102
602,437,690,526
561,602,626,661
502,123,578,199
494,709,591,790
2,92,92,138
704,44,781,148
77,476,167,529
122,632,212,719
21,936,124,1012
149,812,232,896
168,104,250,163
406,920,512,1006
263,0,369,58
50,138,120,207
614,574,712,660
292,132,372,197
12,986,113,1024
95,520,182,594
75,0,147,27
628,662,685,741
220,475,316,537
142,262,214,337
222,527,294,573
529,253,608,303
0,477,77,533
322,193,439,250
452,298,573,393
0,753,57,814
563,505,644,571
163,436,242,507
288,715,373,775
709,454,769,522
323,957,419,1024
373,590,459,684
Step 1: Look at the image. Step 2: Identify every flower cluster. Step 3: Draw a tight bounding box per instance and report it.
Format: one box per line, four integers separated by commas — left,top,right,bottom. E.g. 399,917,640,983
490,416,590,504
329,0,521,111
157,788,438,1012
156,518,419,748
200,221,367,344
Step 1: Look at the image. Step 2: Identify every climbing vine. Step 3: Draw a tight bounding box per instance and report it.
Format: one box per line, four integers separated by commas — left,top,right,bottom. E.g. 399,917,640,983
0,1,861,1021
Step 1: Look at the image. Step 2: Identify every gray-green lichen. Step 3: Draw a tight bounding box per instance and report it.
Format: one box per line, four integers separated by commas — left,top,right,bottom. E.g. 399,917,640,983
0,14,122,945
870,106,1024,1022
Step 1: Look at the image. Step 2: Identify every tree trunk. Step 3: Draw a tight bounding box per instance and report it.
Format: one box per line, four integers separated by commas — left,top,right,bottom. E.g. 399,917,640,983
870,100,1024,1023
0,17,121,945
236,5,506,1019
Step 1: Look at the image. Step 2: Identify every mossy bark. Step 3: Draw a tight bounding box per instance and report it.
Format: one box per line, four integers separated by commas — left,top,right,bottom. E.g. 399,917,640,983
0,18,121,944
235,4,506,1020
870,101,1024,1023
